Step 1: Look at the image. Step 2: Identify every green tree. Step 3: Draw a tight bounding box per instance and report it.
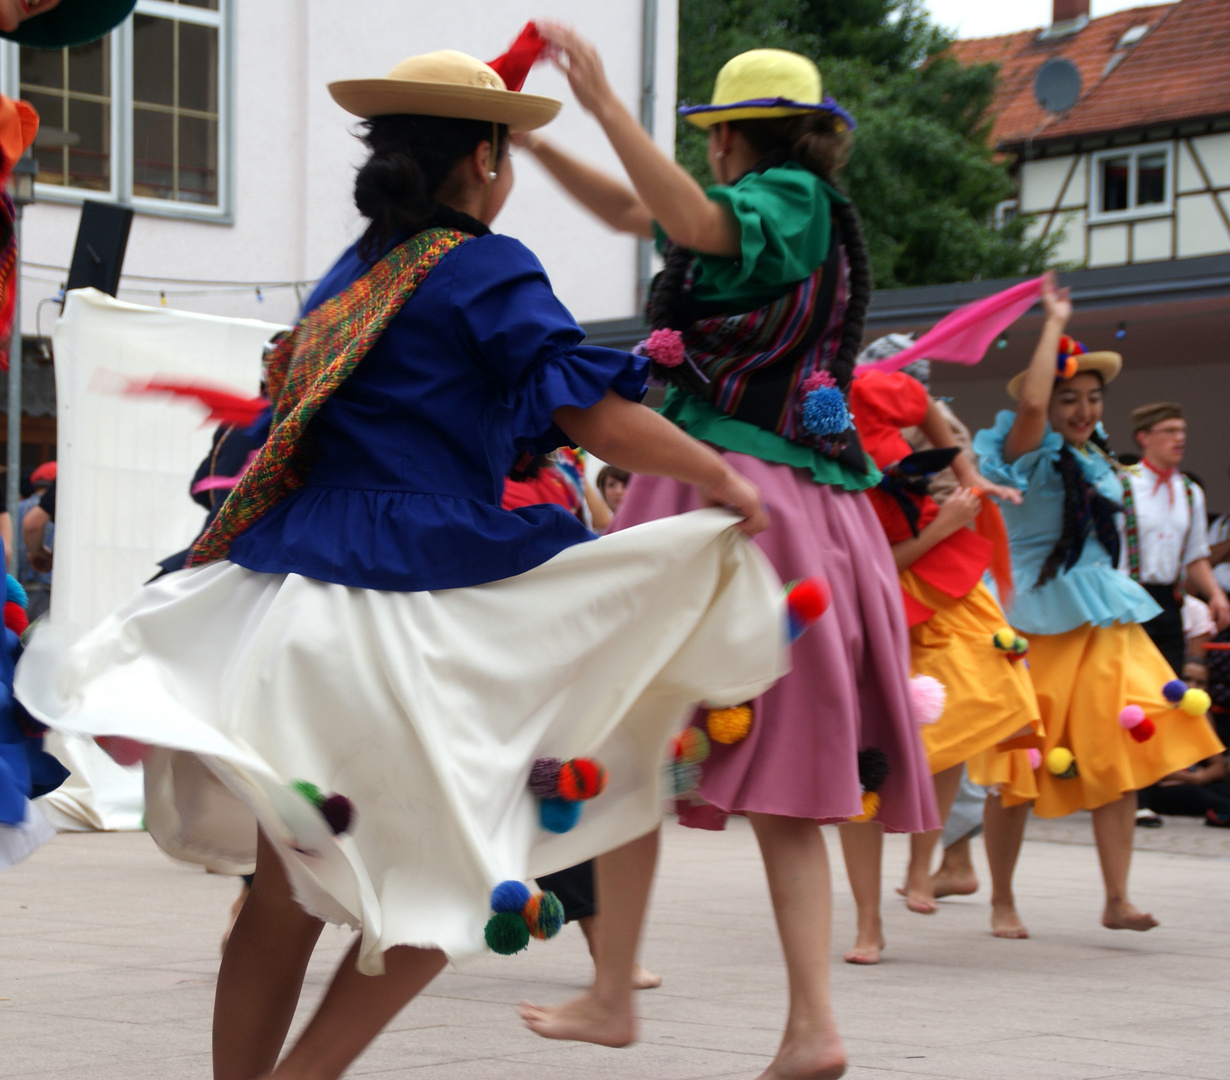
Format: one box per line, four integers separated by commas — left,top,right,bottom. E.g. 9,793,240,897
674,0,1056,288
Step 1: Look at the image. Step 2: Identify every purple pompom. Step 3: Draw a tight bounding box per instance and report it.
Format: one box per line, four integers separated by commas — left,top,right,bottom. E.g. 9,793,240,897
320,794,354,835
529,757,563,799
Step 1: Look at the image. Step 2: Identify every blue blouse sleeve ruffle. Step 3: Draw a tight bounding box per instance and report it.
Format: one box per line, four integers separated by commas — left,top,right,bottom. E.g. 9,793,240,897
452,236,648,455
973,410,1063,493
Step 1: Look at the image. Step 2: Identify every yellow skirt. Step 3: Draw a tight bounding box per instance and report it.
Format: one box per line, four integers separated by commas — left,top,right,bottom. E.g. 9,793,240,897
902,571,1042,777
970,621,1223,818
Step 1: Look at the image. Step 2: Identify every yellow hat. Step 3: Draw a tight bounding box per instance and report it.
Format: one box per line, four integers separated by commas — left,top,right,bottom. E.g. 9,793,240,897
678,49,855,130
329,50,560,133
1007,351,1122,399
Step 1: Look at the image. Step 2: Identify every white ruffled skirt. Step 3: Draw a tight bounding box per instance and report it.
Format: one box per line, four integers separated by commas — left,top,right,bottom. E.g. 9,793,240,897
16,510,786,971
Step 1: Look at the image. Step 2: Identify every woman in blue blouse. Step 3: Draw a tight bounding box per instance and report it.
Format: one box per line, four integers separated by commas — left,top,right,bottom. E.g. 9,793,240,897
970,274,1221,938
16,49,789,1080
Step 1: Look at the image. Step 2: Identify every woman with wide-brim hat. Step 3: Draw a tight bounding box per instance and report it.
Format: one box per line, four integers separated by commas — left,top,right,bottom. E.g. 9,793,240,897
517,25,939,1077
967,274,1222,937
15,41,791,1080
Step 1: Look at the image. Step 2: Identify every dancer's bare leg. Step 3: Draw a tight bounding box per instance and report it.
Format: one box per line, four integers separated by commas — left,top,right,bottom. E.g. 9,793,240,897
520,828,659,1047
1094,793,1158,931
263,941,446,1079
747,812,846,1080
577,915,661,990
837,821,884,964
221,878,251,956
214,831,324,1080
902,764,963,914
930,836,979,898
983,794,1030,939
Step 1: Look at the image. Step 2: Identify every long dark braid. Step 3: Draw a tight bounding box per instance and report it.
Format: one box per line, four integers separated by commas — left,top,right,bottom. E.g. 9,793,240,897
827,197,870,393
1035,425,1121,588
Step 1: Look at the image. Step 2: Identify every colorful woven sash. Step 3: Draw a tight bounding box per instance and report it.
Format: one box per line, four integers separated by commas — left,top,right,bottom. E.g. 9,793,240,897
187,227,471,566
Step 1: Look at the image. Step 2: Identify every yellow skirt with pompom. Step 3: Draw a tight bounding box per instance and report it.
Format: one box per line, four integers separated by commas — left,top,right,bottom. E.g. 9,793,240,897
901,571,1042,777
969,621,1223,818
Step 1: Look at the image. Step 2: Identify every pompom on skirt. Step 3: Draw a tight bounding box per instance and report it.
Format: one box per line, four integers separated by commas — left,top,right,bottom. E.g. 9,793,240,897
967,621,1223,817
900,571,1043,777
15,510,788,972
612,453,939,834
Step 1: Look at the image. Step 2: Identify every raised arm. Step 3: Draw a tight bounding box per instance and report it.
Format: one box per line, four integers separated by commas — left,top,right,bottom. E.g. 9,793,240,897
553,391,767,535
536,22,739,257
1002,272,1070,464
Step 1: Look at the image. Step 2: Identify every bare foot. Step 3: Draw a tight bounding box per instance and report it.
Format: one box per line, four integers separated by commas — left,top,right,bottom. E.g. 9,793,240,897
929,866,979,899
1102,900,1158,931
633,964,662,990
990,900,1029,939
754,1032,848,1080
519,993,635,1047
843,931,885,965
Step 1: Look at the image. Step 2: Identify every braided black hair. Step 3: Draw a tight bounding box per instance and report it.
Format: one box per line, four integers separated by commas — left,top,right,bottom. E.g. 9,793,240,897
354,114,508,261
646,115,871,392
1035,425,1121,588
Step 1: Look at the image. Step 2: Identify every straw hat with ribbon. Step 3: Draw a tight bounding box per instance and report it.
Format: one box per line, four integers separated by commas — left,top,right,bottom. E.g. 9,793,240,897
679,49,855,131
1007,335,1121,399
2,0,136,49
329,26,560,134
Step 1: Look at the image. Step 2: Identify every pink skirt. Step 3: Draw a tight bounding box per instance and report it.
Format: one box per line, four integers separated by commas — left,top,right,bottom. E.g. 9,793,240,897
611,453,939,833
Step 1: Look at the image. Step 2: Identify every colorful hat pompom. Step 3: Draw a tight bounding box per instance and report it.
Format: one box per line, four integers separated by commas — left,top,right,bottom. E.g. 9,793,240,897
1046,747,1078,778
909,674,946,725
707,704,753,744
1056,335,1086,380
1161,679,1187,704
529,757,563,799
523,891,565,940
557,758,608,801
539,796,582,833
484,910,531,955
1027,748,1043,770
785,577,831,641
95,735,151,767
802,385,849,436
672,726,710,765
5,574,27,609
1180,688,1212,716
4,601,28,635
491,880,532,914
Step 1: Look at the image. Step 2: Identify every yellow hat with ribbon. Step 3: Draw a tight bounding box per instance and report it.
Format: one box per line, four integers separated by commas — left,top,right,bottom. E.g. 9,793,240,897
678,49,855,131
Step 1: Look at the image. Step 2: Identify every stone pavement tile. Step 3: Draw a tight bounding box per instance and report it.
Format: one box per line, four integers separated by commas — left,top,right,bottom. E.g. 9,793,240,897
854,1044,1127,1079
981,1034,1226,1079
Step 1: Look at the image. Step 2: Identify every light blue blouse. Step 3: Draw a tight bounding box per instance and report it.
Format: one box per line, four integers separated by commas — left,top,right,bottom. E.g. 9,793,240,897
973,410,1161,635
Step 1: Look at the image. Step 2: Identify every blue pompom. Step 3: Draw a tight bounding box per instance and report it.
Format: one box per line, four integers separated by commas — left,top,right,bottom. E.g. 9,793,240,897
539,797,582,833
1162,679,1187,704
5,575,27,608
802,386,849,435
490,879,532,914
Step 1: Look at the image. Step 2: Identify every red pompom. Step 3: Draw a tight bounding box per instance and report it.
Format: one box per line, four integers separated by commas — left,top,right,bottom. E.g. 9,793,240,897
4,600,27,634
1128,718,1156,743
557,758,608,801
786,577,831,625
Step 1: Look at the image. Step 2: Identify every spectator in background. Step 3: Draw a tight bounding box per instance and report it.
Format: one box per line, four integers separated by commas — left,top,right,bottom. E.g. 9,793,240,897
596,464,630,515
1209,466,1230,595
15,462,54,618
1118,403,1230,674
22,477,54,576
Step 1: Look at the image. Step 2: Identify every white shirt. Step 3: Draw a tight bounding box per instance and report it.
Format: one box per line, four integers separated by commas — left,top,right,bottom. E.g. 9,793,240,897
1183,594,1216,642
1211,514,1230,593
1118,466,1210,585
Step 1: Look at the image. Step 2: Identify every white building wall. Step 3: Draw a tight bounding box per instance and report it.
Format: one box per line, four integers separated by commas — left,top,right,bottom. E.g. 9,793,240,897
13,1,678,337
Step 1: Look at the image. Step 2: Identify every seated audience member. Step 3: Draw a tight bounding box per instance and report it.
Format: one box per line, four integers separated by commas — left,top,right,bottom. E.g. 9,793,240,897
595,464,631,515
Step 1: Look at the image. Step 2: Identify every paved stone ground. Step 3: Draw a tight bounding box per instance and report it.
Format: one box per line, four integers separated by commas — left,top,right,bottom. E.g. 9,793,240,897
2,813,1229,1079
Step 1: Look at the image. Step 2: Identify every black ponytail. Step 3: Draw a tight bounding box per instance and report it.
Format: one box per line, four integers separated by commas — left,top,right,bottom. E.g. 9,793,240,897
354,114,507,261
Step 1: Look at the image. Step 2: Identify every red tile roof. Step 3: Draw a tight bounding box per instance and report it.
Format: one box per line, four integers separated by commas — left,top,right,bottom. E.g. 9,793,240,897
948,0,1230,148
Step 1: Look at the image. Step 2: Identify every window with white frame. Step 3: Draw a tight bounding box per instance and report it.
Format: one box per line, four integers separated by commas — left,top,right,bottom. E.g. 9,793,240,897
1089,142,1173,222
12,0,228,218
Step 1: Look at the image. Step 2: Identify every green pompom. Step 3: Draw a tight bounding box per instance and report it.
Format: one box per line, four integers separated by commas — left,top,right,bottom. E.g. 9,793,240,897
484,911,530,955
291,779,324,808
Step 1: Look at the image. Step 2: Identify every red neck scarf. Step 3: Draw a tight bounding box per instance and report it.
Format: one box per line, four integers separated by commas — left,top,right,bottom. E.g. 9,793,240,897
1142,457,1176,502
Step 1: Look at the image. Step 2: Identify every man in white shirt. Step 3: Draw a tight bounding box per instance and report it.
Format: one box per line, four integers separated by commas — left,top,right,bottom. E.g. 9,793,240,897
1119,402,1230,673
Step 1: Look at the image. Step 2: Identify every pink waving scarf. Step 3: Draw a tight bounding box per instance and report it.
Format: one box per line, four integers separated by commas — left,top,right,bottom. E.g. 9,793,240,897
856,276,1046,376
